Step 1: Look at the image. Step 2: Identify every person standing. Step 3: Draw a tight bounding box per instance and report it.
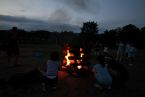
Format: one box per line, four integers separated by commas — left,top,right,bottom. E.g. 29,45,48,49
116,41,125,62
125,43,137,66
6,27,20,66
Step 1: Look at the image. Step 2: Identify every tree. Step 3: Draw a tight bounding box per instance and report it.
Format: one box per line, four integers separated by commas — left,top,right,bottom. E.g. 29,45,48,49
119,24,140,44
79,21,98,54
81,21,98,34
101,29,119,47
140,27,145,48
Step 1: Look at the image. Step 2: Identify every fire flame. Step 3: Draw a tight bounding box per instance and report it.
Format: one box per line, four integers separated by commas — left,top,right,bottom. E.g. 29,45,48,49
77,65,82,69
63,47,85,69
65,50,75,66
80,48,84,62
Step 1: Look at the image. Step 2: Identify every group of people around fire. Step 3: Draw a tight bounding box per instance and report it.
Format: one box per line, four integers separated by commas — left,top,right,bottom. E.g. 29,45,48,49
92,41,136,90
1,26,137,92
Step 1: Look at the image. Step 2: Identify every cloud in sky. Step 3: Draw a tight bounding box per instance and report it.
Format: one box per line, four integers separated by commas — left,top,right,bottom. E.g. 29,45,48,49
48,8,72,24
0,14,80,32
59,0,100,13
0,0,145,32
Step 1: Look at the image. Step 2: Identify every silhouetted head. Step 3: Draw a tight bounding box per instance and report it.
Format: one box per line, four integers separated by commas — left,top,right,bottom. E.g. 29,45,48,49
50,51,59,61
97,55,105,67
12,27,18,31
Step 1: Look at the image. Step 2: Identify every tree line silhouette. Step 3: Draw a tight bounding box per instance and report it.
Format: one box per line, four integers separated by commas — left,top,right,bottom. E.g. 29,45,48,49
0,22,145,49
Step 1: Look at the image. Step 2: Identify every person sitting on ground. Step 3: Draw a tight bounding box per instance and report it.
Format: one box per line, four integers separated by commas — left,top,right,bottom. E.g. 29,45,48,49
92,55,112,90
106,56,128,88
41,51,60,91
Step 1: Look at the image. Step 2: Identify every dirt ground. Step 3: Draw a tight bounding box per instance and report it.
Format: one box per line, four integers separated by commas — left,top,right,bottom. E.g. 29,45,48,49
0,45,145,97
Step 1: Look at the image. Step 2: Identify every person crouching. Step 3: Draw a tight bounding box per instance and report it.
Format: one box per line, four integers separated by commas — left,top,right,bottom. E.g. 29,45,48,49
92,55,112,90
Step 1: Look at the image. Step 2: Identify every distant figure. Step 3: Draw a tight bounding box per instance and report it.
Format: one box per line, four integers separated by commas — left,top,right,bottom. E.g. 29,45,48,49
125,43,137,66
33,50,43,63
6,27,20,66
92,55,112,90
103,46,109,57
41,51,60,91
95,43,104,57
116,41,125,62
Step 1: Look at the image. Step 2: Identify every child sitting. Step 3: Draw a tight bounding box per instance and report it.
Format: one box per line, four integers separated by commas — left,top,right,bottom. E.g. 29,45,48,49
92,55,112,90
41,51,60,91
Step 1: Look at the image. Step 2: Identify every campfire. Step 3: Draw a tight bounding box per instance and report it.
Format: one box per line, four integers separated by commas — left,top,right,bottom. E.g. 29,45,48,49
61,45,89,76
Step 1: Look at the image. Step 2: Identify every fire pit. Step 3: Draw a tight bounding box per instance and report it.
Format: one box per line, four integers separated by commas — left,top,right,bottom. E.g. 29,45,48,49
61,45,89,77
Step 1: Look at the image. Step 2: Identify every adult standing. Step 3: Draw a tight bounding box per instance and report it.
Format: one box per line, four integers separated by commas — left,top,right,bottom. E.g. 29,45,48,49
6,27,20,66
116,41,125,62
125,43,137,66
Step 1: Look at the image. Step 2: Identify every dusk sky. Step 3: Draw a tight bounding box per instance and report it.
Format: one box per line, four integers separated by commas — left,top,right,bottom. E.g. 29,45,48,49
0,0,145,32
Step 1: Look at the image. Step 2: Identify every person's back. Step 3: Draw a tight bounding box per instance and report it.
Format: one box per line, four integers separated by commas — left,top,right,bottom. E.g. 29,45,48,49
92,56,112,89
42,51,60,91
46,60,59,77
93,63,112,86
107,59,128,87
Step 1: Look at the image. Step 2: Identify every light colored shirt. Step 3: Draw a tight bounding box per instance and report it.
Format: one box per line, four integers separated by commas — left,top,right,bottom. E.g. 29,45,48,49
93,64,112,86
126,45,136,58
117,43,125,53
46,60,60,78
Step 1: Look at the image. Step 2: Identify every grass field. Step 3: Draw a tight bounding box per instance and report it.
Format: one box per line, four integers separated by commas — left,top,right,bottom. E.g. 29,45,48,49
0,44,145,97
